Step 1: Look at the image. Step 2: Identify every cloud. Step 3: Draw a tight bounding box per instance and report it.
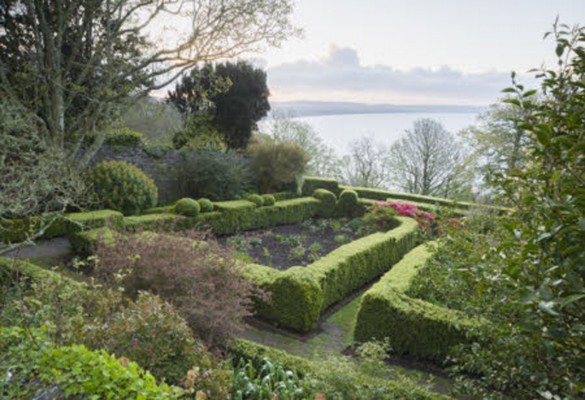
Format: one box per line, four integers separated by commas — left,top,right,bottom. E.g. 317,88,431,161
267,45,518,105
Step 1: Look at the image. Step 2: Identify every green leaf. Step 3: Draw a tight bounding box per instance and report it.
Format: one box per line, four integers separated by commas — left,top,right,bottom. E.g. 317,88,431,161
538,301,559,316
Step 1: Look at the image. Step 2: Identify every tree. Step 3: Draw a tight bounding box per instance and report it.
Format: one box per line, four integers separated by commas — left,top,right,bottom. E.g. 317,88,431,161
168,61,271,150
387,119,471,199
341,135,390,188
0,0,298,153
460,102,532,184
262,114,342,178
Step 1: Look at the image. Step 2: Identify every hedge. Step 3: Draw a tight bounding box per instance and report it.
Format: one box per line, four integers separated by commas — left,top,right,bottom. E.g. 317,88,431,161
301,176,340,196
243,217,420,332
0,257,80,287
0,210,124,244
231,339,451,400
123,213,182,232
354,243,482,362
70,227,117,258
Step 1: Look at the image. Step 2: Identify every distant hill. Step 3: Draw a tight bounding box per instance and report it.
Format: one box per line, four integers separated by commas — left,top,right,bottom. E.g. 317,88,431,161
270,101,482,118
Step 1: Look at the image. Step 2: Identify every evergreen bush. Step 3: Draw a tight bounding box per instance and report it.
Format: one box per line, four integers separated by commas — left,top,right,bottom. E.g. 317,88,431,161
88,161,157,215
174,198,200,217
197,198,214,212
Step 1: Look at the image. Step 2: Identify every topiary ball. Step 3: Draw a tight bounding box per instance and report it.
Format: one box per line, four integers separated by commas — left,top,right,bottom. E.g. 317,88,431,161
312,189,337,218
174,198,200,217
89,161,157,215
246,194,264,207
261,194,276,206
336,189,359,217
197,198,214,213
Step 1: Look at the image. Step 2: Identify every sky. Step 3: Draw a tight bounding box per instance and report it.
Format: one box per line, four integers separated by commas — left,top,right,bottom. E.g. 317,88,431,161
252,0,585,105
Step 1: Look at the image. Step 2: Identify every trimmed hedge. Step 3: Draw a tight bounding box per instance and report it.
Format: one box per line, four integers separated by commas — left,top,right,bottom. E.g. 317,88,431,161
246,194,264,207
70,227,117,258
244,217,420,332
213,200,257,213
261,194,276,206
197,198,214,213
312,189,337,218
301,176,340,196
231,339,450,400
336,189,359,217
354,243,482,362
174,198,200,217
0,257,80,287
123,213,182,232
0,210,124,244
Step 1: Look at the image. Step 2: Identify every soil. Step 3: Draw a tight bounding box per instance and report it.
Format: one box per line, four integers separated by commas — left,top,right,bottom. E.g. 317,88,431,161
218,218,365,270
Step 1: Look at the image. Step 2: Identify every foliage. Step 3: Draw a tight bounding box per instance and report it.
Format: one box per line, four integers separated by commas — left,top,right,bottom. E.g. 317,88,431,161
336,189,359,217
0,0,298,144
0,327,181,399
302,176,341,196
121,97,184,146
248,141,308,193
94,229,262,346
388,119,473,199
246,194,264,207
198,198,215,213
176,149,255,201
89,160,158,214
312,189,337,218
404,22,585,398
172,112,227,151
232,357,316,400
362,204,399,232
81,292,216,386
175,198,201,217
169,61,271,150
261,115,343,178
261,194,276,206
0,97,92,253
244,218,419,332
354,243,480,361
105,127,145,147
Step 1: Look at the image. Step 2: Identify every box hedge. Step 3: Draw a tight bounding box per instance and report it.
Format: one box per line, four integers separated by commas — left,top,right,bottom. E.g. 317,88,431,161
243,217,420,332
354,243,482,362
301,176,340,196
0,210,124,244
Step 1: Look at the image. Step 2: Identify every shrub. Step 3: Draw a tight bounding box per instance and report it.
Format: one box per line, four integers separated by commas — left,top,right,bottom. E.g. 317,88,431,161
88,160,158,214
246,194,264,207
105,127,145,147
261,194,276,206
336,189,359,217
82,292,215,386
362,204,399,232
0,327,180,399
312,189,337,218
301,177,340,196
94,230,264,346
174,197,200,217
176,149,255,201
197,198,214,212
248,141,308,193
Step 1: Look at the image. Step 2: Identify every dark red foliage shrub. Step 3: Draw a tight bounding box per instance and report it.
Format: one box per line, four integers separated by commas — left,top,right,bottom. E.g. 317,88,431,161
93,229,265,347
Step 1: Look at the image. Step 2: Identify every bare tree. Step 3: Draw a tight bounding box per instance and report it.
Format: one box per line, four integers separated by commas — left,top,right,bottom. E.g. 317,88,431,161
341,135,390,188
0,0,300,157
388,119,471,198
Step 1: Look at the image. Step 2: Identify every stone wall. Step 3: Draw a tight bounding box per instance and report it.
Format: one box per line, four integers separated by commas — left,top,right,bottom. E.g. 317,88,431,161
91,145,184,205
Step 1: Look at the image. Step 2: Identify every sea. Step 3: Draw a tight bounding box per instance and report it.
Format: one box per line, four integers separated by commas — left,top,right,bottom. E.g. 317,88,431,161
261,112,481,155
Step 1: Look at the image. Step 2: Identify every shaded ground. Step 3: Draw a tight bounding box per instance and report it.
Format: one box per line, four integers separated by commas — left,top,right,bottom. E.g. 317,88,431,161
219,218,364,270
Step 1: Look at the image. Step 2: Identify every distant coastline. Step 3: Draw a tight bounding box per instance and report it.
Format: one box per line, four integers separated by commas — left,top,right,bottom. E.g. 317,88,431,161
270,100,484,118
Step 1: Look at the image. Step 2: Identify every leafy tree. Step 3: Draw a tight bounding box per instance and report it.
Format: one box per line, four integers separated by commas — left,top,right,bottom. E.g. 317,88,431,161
460,102,533,192
410,22,585,398
387,119,472,199
0,0,298,152
168,61,271,150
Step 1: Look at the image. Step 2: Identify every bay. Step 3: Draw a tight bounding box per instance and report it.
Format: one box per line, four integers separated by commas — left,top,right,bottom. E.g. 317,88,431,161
265,112,481,155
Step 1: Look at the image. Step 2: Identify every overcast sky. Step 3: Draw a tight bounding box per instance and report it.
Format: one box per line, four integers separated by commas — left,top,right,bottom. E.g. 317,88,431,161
254,0,585,105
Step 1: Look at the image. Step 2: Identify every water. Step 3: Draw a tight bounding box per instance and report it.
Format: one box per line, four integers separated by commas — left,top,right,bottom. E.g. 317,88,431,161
262,112,481,155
